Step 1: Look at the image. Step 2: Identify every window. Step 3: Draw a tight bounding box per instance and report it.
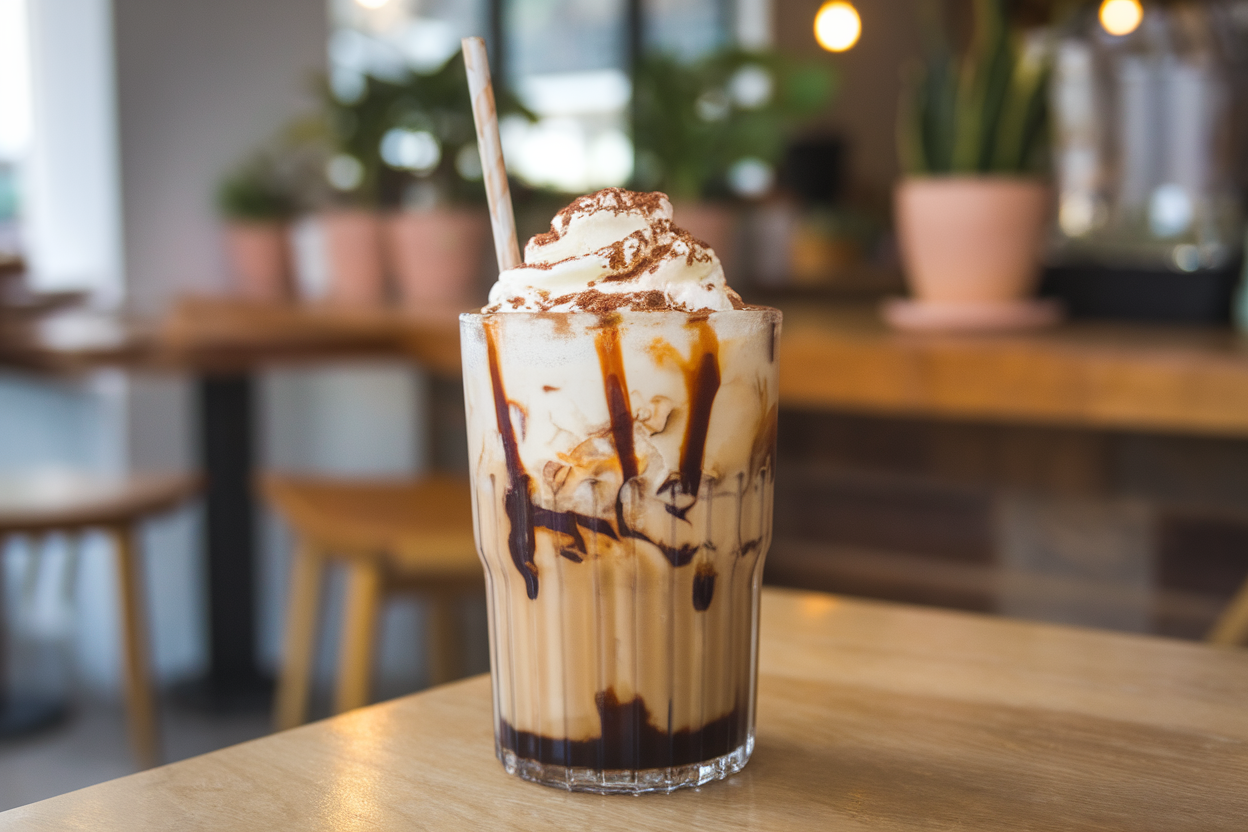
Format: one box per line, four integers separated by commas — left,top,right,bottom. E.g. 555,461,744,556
327,0,751,195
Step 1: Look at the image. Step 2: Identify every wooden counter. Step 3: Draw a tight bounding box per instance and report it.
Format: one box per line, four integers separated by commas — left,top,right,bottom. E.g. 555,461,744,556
781,304,1248,438
4,587,1246,830
9,299,1248,438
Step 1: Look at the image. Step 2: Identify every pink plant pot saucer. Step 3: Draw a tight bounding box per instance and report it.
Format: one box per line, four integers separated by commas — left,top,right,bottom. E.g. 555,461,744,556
881,297,1064,333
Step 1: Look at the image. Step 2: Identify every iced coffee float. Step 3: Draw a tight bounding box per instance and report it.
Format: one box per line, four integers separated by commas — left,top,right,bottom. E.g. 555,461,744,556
461,188,779,792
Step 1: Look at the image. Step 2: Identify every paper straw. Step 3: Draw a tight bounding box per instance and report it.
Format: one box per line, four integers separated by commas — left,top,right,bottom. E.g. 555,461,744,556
462,37,522,273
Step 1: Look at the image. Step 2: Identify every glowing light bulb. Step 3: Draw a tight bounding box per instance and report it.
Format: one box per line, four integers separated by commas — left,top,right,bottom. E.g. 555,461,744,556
1099,0,1143,36
814,1,862,53
355,0,389,9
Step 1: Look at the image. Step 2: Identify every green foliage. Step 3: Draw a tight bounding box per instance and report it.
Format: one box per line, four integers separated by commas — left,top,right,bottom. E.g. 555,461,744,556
319,53,533,209
898,0,1050,176
634,47,837,202
215,155,293,221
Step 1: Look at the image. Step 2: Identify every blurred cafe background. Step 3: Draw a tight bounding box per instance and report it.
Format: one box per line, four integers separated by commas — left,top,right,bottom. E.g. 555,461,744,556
4,0,1248,810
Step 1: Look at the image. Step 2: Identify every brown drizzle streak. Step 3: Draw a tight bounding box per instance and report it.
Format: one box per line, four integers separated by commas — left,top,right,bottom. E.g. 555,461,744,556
485,321,617,600
692,562,717,611
595,322,700,568
658,320,721,520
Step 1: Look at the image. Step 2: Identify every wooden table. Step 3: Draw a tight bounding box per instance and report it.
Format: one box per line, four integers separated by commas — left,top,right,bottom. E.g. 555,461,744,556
4,587,1245,830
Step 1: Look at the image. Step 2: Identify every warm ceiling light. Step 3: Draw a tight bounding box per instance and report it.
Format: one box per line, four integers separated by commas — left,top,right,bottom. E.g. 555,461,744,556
1099,0,1143,36
814,1,861,53
355,0,390,8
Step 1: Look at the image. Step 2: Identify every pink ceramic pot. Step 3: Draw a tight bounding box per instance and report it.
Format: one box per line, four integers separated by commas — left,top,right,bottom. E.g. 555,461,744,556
223,221,290,301
321,209,387,307
895,178,1050,304
673,202,739,276
386,209,489,307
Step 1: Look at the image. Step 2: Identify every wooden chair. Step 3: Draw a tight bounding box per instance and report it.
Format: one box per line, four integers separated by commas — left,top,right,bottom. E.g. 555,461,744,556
1208,581,1248,646
262,475,481,731
0,471,200,768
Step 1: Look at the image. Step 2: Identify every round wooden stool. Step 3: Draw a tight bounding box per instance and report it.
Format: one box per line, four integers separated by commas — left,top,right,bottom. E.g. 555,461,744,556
0,471,200,768
261,475,481,731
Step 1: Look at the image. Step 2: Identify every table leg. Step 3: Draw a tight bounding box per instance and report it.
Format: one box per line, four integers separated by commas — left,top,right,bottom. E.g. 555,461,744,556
176,374,270,711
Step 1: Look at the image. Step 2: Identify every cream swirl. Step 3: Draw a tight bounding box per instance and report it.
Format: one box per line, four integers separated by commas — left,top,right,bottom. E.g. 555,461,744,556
484,188,741,313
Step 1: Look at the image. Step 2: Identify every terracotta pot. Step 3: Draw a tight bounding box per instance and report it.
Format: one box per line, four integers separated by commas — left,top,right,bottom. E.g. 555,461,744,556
223,221,290,301
895,177,1050,304
673,202,739,276
320,209,386,307
386,209,489,307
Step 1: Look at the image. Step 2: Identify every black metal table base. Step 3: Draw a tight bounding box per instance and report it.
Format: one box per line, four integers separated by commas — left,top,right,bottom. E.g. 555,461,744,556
176,374,269,713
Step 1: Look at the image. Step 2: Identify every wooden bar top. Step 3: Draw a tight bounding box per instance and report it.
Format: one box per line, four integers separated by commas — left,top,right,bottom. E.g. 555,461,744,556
9,298,1248,437
4,588,1246,830
780,304,1248,438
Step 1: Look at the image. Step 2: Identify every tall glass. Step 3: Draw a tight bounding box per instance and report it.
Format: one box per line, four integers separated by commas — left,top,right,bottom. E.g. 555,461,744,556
460,308,779,794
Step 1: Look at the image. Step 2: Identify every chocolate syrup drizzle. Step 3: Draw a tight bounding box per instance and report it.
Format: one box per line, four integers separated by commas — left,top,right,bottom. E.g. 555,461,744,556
657,319,720,519
594,323,700,570
484,315,733,607
486,323,618,600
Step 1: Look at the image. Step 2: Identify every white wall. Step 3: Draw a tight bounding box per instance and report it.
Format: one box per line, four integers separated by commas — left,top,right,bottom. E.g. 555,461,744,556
112,0,329,314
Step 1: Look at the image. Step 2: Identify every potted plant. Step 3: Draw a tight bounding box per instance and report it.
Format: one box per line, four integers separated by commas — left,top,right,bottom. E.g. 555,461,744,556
316,55,532,309
633,48,835,273
891,0,1055,329
216,155,295,302
311,73,402,308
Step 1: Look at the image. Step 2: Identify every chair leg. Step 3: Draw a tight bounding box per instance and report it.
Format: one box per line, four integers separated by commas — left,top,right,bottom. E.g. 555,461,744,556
109,524,160,769
426,591,461,687
334,558,382,714
273,542,325,731
1208,577,1248,646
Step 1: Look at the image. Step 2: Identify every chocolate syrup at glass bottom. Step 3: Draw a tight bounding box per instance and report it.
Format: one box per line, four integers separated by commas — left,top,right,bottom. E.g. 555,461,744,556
498,691,748,770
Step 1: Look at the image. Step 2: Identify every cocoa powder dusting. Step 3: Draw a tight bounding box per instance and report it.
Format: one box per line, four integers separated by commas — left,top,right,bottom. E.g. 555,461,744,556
531,188,673,249
545,289,705,314
597,221,711,285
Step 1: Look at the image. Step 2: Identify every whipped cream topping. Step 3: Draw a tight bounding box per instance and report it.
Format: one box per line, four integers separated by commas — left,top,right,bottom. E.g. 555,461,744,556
485,188,743,314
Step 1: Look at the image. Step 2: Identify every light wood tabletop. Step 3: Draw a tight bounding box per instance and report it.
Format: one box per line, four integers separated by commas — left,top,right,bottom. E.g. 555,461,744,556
3,587,1246,830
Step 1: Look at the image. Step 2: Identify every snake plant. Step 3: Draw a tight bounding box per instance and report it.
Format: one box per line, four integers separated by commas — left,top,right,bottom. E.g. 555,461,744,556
898,0,1050,176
